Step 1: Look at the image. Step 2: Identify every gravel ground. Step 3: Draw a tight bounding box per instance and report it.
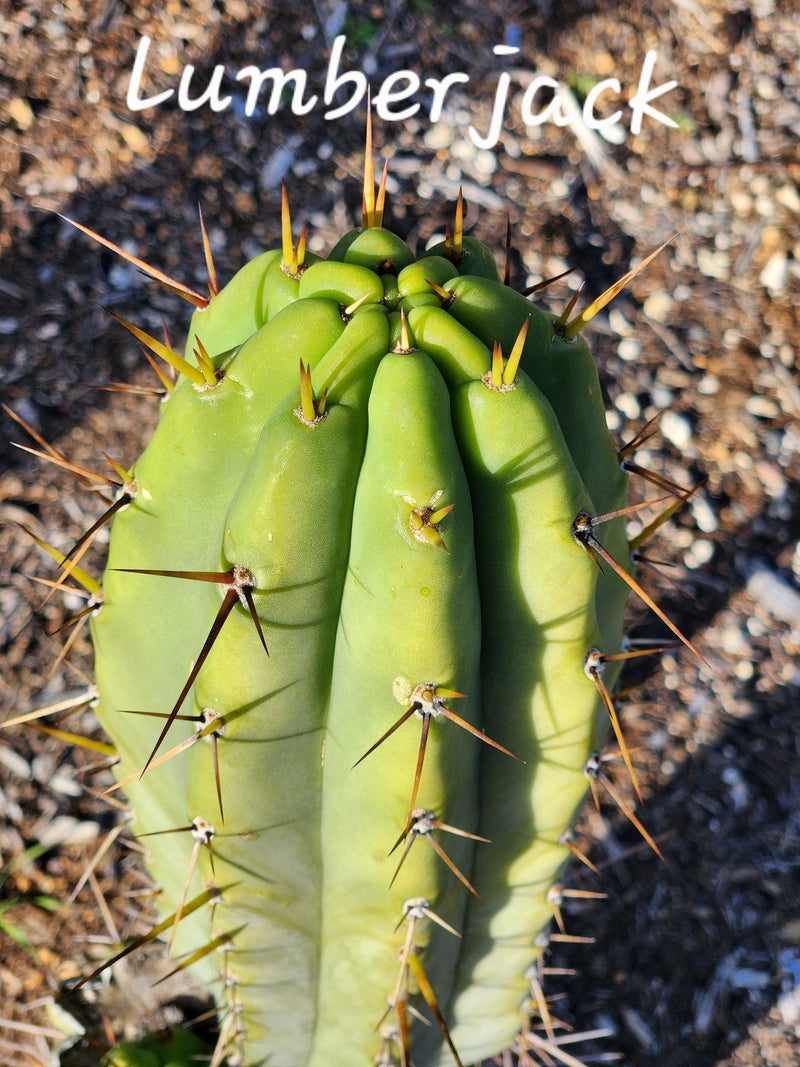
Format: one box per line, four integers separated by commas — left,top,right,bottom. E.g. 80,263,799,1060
0,2,798,1066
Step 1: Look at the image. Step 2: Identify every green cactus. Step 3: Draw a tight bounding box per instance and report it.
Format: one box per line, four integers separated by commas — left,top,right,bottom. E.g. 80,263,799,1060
14,128,700,1067
100,1028,211,1067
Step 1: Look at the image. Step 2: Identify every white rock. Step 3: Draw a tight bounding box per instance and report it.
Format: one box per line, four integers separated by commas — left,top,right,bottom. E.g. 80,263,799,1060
745,395,780,419
775,183,800,213
643,289,673,323
50,772,83,798
618,338,642,362
474,149,497,176
696,247,731,281
38,816,100,847
615,391,641,419
660,410,693,450
685,539,715,569
608,308,632,336
691,497,718,533
746,565,800,630
759,251,789,295
0,747,31,778
778,986,800,1026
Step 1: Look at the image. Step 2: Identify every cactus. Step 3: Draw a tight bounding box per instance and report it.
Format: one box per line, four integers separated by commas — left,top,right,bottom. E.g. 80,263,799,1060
100,1028,211,1067
11,122,701,1067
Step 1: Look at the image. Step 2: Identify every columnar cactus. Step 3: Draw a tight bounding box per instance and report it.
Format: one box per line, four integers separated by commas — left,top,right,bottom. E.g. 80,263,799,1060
14,126,699,1067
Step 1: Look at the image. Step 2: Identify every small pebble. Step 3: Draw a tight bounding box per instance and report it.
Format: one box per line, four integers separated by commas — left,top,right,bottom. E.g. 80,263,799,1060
660,410,693,450
108,261,135,290
650,384,673,408
643,290,673,323
474,149,497,176
759,251,789,295
598,123,626,145
696,247,731,280
2,797,23,825
778,987,800,1026
735,660,755,681
775,183,800,213
32,755,54,783
615,392,640,419
121,123,150,155
722,765,750,811
617,338,641,362
698,375,720,395
260,140,300,189
620,1005,658,1051
50,772,83,798
746,566,800,630
0,747,31,778
691,497,718,533
730,967,771,990
38,816,99,847
608,308,632,336
684,539,715,569
721,625,750,655
730,190,753,216
8,96,34,130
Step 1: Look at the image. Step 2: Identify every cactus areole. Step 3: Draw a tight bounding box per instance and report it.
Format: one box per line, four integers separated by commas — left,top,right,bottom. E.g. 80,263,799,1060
71,143,667,1067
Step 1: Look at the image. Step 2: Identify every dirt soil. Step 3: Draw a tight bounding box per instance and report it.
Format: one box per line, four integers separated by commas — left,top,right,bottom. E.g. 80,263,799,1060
1,2,798,1066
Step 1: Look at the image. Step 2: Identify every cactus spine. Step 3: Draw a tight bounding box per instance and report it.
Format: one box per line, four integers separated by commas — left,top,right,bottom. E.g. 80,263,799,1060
14,124,700,1067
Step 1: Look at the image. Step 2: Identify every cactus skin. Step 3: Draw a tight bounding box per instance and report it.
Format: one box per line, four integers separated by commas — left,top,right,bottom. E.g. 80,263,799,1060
74,171,642,1067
